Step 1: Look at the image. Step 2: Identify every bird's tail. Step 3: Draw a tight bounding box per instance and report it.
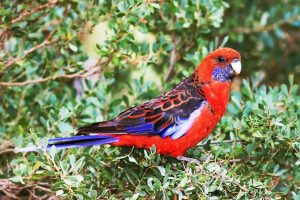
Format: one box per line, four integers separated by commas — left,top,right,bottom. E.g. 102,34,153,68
16,135,119,153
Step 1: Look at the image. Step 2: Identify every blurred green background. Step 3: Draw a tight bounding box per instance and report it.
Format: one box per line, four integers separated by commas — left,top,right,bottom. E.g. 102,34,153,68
0,0,299,199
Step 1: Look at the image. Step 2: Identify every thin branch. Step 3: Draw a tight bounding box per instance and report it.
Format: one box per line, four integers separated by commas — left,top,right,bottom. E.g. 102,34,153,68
9,1,58,25
34,185,52,193
0,1,58,49
0,179,55,199
1,3,71,73
27,188,40,199
0,66,93,87
0,52,116,87
0,148,16,155
233,14,300,34
0,179,21,199
164,47,176,81
200,167,249,192
210,139,243,145
198,139,243,146
1,39,59,72
164,35,180,81
0,140,15,155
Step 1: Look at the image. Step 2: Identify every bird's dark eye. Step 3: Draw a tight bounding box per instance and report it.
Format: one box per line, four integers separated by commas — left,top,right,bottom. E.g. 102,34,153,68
217,56,225,63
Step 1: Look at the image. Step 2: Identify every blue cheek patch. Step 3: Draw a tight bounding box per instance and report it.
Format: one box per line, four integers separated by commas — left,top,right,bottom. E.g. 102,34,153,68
212,65,233,82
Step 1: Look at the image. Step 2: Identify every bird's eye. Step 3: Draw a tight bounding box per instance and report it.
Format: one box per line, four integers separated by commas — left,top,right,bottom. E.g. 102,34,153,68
217,56,225,63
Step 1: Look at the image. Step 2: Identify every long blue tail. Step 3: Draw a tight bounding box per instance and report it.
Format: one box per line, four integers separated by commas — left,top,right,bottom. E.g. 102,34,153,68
16,135,119,153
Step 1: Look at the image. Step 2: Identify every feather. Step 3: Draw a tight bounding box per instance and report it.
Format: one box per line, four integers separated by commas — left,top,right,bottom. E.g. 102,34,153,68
48,135,110,143
161,102,205,139
48,137,118,150
16,135,119,152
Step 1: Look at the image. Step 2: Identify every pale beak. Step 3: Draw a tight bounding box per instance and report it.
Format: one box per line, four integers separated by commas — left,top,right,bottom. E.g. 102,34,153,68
231,58,241,75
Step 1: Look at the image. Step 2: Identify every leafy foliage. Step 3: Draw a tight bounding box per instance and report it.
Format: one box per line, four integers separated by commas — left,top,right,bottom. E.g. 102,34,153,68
220,0,300,84
0,0,299,199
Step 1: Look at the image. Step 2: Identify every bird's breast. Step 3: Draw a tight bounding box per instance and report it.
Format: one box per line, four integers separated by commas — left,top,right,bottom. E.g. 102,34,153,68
201,81,231,115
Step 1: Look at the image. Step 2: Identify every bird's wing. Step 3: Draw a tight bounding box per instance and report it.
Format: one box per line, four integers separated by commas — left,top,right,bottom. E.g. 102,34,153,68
78,76,207,140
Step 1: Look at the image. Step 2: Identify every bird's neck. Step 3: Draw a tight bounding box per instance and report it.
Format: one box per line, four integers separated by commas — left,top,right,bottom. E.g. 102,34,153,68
201,81,232,115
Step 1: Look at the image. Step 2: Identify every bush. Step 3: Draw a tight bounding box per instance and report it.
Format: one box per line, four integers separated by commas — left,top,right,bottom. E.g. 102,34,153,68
0,0,299,199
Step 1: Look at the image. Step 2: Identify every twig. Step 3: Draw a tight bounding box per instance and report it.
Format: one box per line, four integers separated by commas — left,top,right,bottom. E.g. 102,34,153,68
9,1,58,25
164,47,176,81
210,139,243,145
1,3,70,73
27,188,39,199
0,179,21,199
0,1,58,50
198,139,243,146
0,51,116,87
2,39,59,72
201,168,249,192
0,148,16,155
164,35,179,81
0,62,99,87
34,185,52,193
0,140,15,154
233,14,300,34
0,179,55,199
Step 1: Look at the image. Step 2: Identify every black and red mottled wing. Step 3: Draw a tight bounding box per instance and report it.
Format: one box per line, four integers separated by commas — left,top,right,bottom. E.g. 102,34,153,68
78,75,207,139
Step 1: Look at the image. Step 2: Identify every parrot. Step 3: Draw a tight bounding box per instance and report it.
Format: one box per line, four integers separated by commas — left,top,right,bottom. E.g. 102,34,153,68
22,47,241,162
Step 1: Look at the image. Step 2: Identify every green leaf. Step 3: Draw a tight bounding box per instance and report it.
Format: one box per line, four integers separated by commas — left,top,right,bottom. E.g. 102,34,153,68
49,145,57,159
56,190,64,196
64,175,84,187
147,177,154,190
128,156,138,164
69,43,78,52
157,166,166,176
57,122,74,134
117,1,127,12
150,3,160,9
59,107,71,120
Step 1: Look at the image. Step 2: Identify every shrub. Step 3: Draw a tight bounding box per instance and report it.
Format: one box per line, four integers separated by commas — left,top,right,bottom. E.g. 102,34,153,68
0,0,299,199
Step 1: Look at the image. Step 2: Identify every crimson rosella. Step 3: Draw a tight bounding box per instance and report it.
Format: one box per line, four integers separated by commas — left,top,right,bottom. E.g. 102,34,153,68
25,47,241,161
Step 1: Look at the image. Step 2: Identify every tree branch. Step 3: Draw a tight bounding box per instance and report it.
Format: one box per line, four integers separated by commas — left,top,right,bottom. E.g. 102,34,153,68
0,51,116,87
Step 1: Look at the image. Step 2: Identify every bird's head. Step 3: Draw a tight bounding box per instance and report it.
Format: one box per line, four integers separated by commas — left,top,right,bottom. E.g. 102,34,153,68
195,47,241,83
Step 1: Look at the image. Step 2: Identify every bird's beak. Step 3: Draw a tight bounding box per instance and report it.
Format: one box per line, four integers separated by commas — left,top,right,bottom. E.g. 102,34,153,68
231,59,241,75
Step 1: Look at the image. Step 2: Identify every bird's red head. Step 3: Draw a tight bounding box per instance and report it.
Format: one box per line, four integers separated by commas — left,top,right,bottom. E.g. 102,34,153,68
195,47,241,83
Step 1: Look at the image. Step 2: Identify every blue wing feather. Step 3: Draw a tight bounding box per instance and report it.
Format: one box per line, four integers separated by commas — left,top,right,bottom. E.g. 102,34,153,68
17,135,119,152
49,135,111,143
48,137,119,150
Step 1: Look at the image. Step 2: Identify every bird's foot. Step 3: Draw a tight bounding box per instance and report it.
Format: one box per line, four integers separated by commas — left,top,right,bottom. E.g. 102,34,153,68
176,156,201,165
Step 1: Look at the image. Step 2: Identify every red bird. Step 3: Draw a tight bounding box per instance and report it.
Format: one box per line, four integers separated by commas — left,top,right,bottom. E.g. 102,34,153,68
37,47,241,161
